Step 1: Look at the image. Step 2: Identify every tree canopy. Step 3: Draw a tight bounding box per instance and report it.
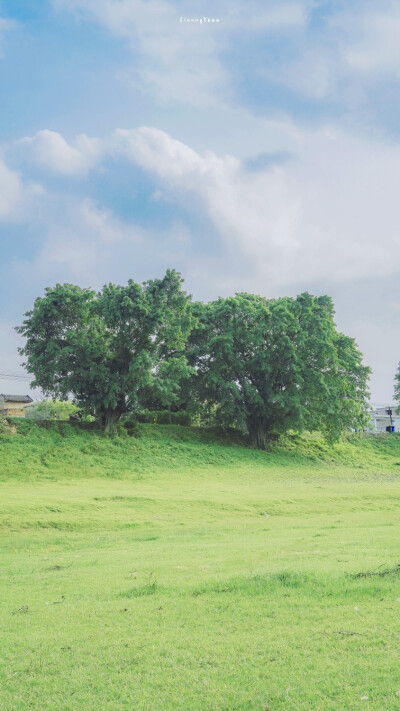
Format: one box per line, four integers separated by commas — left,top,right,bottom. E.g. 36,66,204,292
17,272,370,444
17,270,194,433
187,292,370,448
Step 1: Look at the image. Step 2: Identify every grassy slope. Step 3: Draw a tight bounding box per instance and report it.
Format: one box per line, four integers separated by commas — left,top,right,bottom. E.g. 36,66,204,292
1,422,400,710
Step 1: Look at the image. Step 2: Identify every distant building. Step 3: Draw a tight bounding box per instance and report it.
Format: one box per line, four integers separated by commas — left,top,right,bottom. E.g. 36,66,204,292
0,394,33,417
368,405,400,433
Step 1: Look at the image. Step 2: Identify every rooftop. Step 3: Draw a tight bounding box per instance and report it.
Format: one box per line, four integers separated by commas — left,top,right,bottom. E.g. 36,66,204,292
0,394,33,403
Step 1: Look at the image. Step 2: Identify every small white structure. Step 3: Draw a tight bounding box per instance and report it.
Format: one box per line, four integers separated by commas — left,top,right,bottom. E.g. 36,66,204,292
368,404,400,433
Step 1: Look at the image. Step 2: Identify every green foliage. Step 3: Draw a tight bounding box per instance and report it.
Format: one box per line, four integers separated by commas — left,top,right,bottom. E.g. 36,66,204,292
24,399,93,421
0,416,12,437
134,410,192,426
17,271,369,444
121,417,141,438
150,354,195,414
17,270,194,433
188,292,370,448
2,418,400,483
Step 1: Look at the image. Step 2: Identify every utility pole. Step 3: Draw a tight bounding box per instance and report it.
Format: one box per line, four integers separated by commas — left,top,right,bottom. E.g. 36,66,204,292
387,406,394,432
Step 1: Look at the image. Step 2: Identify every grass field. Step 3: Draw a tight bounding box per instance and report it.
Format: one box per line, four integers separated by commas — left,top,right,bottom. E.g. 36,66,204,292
2,421,400,710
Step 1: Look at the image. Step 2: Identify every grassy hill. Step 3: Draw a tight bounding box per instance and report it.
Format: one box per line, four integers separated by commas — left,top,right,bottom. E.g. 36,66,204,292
2,421,400,710
3,418,400,480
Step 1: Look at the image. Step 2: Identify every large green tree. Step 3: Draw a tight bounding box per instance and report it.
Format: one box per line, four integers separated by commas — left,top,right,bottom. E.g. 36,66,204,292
17,270,194,433
188,292,370,448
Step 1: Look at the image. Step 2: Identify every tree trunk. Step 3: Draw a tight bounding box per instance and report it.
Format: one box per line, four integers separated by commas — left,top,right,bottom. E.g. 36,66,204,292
247,416,268,450
101,409,123,434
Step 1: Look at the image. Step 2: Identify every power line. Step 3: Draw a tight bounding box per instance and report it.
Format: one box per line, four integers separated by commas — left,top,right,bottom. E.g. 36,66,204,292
0,372,32,381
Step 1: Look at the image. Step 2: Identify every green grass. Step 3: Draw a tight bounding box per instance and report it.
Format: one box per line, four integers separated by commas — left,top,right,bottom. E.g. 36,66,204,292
2,421,400,710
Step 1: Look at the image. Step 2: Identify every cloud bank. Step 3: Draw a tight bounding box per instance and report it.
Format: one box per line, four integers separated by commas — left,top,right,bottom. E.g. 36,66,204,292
8,122,400,292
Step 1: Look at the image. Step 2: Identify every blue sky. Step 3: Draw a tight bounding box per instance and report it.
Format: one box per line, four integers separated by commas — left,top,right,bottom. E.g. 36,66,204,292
1,0,400,401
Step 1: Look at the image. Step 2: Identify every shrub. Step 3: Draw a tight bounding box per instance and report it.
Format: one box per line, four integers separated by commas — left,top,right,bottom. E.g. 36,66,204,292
0,417,10,437
25,399,93,421
121,418,141,437
133,410,191,426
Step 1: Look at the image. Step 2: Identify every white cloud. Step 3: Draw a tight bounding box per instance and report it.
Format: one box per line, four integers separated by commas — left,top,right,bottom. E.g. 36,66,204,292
225,2,306,32
264,2,400,103
31,198,143,283
52,0,229,107
51,0,400,113
7,191,193,299
0,155,43,221
45,0,400,130
0,157,23,218
109,125,400,287
338,4,400,77
7,121,400,289
17,130,103,176
52,0,307,106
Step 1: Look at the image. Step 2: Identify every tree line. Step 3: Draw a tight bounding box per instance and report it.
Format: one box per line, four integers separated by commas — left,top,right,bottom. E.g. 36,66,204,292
17,269,371,447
